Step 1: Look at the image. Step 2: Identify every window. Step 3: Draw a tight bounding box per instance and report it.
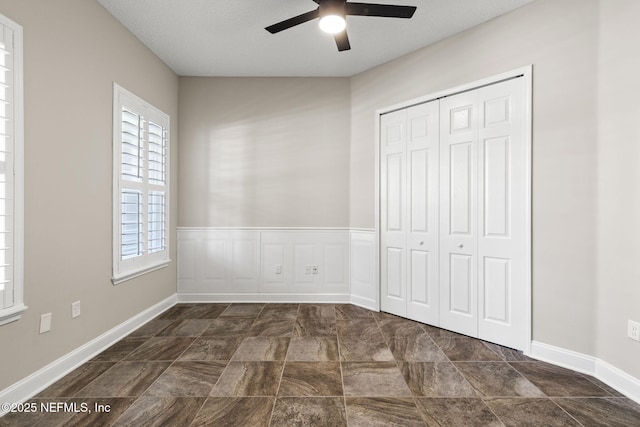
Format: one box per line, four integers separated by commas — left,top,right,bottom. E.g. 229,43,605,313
0,14,25,325
112,84,170,284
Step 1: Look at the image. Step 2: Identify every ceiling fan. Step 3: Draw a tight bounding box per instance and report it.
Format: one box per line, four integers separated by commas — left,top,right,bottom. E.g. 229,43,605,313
265,0,417,52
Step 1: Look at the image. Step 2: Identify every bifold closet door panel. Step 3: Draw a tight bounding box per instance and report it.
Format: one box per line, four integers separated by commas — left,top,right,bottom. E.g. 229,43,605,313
380,101,440,324
405,101,440,325
439,90,480,338
380,109,408,316
477,78,527,350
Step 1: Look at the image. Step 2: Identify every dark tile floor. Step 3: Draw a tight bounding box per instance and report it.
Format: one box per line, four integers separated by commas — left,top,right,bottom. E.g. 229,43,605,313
2,303,640,426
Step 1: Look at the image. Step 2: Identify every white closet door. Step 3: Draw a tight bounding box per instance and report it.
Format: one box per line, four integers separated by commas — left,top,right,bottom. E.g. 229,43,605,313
380,109,408,316
477,78,526,350
406,102,440,324
439,90,479,337
380,75,527,350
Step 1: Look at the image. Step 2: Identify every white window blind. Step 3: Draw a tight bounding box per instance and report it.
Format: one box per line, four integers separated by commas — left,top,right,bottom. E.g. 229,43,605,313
113,84,170,284
0,14,25,325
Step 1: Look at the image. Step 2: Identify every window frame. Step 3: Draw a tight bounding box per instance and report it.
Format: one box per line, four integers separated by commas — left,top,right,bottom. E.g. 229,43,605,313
112,83,170,285
0,13,25,326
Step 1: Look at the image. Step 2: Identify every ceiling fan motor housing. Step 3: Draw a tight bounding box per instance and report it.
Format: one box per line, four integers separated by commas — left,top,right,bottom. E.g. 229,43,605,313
319,0,346,19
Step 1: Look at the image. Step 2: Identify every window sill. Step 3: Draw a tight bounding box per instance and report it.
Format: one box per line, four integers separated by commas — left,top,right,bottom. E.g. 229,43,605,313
0,303,28,326
112,259,172,285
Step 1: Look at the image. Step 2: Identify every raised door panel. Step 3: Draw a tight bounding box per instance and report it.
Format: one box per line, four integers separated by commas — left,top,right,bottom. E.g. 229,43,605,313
409,148,429,234
483,257,510,323
385,153,404,232
385,247,404,300
483,137,510,238
449,142,473,236
409,249,429,304
449,253,473,315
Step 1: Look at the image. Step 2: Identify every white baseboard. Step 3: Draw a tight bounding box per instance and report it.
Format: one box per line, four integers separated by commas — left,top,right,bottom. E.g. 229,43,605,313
529,341,597,374
177,293,351,304
0,294,177,415
596,358,640,405
349,294,378,311
529,340,640,404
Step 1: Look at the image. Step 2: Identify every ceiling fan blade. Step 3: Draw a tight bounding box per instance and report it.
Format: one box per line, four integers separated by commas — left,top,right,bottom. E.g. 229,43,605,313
265,9,320,34
334,29,351,51
346,2,416,18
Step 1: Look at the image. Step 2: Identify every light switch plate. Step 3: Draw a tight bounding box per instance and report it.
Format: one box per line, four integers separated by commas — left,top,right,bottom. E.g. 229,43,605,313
40,313,52,334
628,320,640,342
72,301,81,319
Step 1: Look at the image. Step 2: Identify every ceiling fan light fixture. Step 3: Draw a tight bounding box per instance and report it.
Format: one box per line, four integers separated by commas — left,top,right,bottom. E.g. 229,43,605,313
319,14,346,34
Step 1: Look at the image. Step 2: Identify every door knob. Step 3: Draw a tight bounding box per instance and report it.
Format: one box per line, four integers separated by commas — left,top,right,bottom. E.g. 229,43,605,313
458,244,464,248
419,241,424,245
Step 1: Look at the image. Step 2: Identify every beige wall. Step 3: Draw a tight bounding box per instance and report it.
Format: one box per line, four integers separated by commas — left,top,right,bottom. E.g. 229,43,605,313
596,0,640,379
350,0,640,378
0,0,178,390
178,77,350,228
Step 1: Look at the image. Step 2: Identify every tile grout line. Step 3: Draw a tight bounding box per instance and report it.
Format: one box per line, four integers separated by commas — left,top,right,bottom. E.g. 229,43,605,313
169,310,228,426
268,303,300,427
336,306,349,426
547,397,588,427
374,313,430,425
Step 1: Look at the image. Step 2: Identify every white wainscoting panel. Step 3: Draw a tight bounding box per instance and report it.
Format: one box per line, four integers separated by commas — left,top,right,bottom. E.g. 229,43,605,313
178,228,355,301
349,230,378,310
261,231,348,295
177,229,260,294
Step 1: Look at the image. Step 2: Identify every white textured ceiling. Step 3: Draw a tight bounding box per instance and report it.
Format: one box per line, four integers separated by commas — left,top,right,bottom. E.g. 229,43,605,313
97,0,534,77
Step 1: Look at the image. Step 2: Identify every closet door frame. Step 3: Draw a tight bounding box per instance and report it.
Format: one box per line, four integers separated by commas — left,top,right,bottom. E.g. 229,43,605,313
374,65,533,354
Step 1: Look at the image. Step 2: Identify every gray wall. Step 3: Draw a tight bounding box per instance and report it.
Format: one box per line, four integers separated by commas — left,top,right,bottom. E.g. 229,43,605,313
0,0,179,390
595,0,640,379
178,77,351,228
349,0,640,378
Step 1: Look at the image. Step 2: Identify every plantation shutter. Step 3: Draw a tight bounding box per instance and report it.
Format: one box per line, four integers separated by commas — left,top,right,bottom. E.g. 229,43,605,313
147,120,167,254
120,108,144,260
0,22,15,310
113,84,170,284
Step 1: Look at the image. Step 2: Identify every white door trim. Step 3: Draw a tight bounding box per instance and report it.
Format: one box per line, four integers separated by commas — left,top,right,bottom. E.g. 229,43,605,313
375,65,533,353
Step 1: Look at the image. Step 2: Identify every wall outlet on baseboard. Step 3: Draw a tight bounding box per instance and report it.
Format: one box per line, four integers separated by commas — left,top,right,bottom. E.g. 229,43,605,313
628,320,640,342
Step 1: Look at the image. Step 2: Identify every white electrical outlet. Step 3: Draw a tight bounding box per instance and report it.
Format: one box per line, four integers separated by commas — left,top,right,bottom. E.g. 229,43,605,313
72,301,81,318
305,265,311,274
628,320,640,342
39,313,52,334
312,265,319,275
